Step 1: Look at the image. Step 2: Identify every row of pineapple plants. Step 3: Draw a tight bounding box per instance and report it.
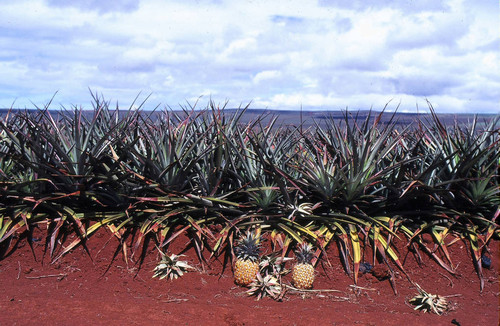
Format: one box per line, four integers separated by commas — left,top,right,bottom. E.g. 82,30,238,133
0,93,498,294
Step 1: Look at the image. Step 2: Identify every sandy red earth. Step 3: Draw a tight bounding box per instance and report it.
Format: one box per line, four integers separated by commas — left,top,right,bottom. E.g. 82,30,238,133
0,227,498,326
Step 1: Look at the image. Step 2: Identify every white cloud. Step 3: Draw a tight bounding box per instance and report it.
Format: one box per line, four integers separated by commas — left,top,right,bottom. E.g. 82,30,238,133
46,0,139,13
252,70,282,84
220,37,258,60
0,0,498,113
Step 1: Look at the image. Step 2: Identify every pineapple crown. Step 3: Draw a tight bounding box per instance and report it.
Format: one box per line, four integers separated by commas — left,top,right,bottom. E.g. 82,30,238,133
295,242,314,264
235,231,261,261
247,272,282,301
152,252,194,280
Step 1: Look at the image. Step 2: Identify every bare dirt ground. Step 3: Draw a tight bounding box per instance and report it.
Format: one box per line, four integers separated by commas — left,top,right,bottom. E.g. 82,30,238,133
0,227,498,326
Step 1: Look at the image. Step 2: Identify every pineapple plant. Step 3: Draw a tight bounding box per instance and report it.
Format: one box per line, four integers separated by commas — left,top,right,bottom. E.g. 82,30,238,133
409,284,450,315
247,272,283,300
259,254,292,282
234,231,261,286
152,252,195,280
292,242,315,289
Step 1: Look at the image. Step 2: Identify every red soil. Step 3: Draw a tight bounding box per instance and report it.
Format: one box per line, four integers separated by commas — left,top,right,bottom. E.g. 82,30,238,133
0,228,498,326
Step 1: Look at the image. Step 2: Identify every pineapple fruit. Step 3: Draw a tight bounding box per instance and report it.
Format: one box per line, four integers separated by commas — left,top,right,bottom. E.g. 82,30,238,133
292,242,315,289
234,231,261,286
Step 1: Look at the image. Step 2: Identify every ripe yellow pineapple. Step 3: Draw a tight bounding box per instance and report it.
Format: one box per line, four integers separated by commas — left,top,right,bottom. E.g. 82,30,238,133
234,231,261,286
292,242,315,289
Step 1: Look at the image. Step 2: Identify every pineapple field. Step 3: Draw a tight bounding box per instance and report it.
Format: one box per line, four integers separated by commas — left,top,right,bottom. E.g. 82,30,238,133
0,94,498,325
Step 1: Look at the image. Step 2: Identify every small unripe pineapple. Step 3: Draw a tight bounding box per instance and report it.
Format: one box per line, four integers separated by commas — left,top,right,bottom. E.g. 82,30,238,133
292,242,315,289
234,231,261,286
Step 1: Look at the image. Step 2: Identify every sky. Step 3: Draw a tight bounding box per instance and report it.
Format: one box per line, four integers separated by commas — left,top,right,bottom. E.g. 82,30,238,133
0,0,498,113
